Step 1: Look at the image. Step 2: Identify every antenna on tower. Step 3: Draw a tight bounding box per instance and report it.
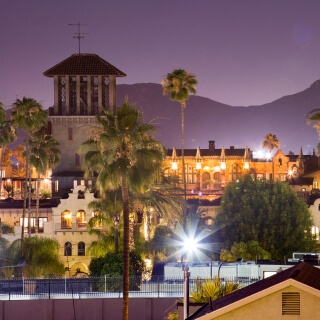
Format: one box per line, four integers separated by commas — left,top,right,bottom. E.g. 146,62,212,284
68,22,89,54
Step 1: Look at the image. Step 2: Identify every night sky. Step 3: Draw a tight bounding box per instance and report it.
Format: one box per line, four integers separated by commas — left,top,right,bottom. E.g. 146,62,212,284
2,0,320,109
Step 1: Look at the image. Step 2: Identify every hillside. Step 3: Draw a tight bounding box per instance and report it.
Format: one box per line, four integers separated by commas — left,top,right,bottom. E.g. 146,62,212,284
116,82,320,154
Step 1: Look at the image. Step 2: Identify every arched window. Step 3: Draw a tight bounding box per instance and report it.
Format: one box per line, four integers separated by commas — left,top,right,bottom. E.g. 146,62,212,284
213,172,221,189
64,242,72,256
78,242,85,256
202,172,210,190
76,210,86,228
61,210,72,229
229,163,241,181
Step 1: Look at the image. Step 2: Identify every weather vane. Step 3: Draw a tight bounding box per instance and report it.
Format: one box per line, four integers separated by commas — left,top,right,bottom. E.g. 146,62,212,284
68,22,89,54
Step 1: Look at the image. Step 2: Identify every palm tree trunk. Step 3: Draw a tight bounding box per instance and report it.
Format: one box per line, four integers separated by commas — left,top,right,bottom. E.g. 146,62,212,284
0,146,3,199
28,166,32,237
181,105,187,230
35,173,41,234
121,176,130,320
181,105,186,199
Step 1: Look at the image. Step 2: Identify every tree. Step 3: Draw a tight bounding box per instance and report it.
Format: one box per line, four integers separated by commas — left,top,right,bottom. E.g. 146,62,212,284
6,236,64,278
214,175,318,260
306,108,320,152
190,277,239,303
87,191,123,254
11,98,47,239
29,132,61,233
0,103,16,198
81,101,164,320
161,69,198,202
220,241,271,262
262,133,279,154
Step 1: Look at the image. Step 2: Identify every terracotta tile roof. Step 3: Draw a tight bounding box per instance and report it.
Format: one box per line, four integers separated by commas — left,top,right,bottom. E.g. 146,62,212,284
43,53,126,77
190,262,320,319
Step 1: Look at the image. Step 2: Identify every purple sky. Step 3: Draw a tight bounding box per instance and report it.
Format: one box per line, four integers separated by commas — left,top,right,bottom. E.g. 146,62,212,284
2,0,320,109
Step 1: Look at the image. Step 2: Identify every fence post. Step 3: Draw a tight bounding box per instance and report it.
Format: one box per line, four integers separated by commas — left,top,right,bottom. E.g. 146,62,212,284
157,277,160,298
104,275,106,293
48,279,51,299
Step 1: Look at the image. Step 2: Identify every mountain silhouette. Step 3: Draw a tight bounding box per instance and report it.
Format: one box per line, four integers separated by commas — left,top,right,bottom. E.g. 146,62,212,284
7,81,320,156
116,82,320,155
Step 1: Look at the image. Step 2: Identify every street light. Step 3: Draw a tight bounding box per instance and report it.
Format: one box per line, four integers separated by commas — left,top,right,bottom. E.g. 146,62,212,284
182,236,198,320
183,266,190,320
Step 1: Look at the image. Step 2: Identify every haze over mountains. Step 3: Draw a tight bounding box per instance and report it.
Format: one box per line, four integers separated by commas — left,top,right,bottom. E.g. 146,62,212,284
116,81,320,155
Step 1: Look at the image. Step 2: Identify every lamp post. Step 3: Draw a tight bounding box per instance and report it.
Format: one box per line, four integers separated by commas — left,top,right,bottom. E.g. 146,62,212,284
183,266,190,320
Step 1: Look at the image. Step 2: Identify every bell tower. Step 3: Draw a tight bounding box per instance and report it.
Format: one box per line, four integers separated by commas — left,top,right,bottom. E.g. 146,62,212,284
44,53,126,196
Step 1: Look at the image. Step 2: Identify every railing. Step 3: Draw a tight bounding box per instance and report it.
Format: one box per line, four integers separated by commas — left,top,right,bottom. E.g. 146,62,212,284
0,276,257,300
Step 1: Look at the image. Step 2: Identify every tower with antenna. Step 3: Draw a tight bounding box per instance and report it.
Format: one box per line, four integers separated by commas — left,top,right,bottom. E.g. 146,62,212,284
43,33,126,196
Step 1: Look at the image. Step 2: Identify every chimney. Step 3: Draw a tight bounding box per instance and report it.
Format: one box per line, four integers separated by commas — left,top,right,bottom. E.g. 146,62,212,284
230,146,234,149
209,140,215,150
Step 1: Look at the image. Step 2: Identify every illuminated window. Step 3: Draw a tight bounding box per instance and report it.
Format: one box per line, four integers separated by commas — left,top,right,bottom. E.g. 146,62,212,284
55,180,59,192
229,163,241,181
185,164,197,184
213,172,221,189
61,210,72,229
312,226,319,240
91,211,102,228
76,210,86,228
202,172,210,190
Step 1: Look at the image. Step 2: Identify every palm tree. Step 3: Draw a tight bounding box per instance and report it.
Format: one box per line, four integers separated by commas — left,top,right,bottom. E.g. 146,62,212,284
6,236,65,278
190,277,239,303
262,133,280,154
0,103,16,198
81,101,164,320
306,108,320,151
161,69,197,202
87,191,123,254
29,132,61,233
11,98,47,239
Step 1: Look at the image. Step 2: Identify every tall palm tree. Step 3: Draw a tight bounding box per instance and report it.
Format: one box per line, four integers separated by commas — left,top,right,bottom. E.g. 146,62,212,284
306,108,320,151
29,132,61,233
161,69,197,201
262,133,280,154
11,97,47,239
0,103,16,198
262,133,279,181
81,101,164,320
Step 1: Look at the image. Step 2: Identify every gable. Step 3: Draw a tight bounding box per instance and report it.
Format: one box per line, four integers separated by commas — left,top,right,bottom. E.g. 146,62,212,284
196,280,320,320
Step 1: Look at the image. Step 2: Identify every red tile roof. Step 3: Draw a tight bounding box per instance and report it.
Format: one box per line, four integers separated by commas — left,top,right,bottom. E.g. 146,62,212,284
43,53,126,77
